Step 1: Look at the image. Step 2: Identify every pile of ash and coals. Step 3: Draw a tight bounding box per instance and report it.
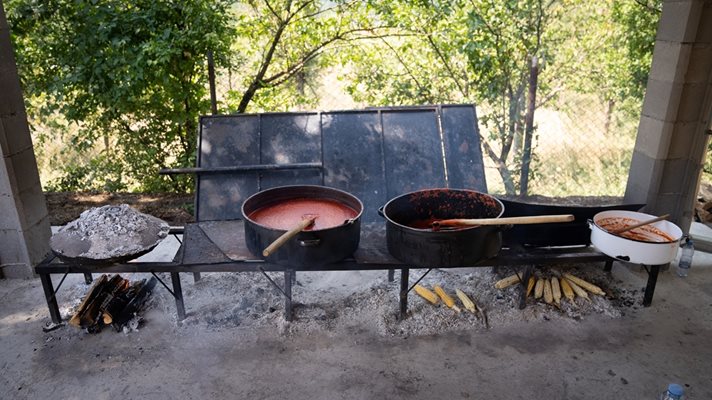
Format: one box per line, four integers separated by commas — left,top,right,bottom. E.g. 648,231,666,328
50,204,169,262
146,264,643,338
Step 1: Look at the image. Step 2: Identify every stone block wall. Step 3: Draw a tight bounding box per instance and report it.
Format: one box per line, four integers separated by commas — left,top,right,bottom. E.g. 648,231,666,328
0,3,51,278
625,0,712,234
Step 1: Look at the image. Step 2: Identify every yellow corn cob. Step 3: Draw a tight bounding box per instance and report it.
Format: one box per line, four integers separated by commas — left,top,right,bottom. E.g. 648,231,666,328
494,273,522,289
563,273,605,296
414,284,439,305
565,278,590,301
560,277,575,302
526,276,536,298
543,279,553,304
550,277,562,305
534,278,545,299
434,285,461,312
455,289,477,313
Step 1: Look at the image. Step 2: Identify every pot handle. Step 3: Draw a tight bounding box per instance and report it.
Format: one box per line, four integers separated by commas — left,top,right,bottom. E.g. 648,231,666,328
378,206,386,218
587,219,594,229
298,239,321,247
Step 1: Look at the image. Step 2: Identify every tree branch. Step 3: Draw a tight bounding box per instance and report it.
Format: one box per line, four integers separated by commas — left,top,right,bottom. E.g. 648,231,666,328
426,34,468,99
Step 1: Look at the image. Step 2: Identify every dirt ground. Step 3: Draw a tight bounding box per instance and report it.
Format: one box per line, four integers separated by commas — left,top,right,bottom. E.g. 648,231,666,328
44,192,194,226
7,192,708,398
1,242,711,399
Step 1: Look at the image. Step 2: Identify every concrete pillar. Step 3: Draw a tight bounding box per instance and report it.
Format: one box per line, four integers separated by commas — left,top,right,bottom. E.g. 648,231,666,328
0,2,51,278
625,0,712,234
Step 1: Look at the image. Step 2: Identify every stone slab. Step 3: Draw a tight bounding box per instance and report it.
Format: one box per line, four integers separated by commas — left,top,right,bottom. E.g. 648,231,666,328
657,0,703,43
687,43,712,83
7,147,41,193
689,221,712,252
1,113,33,157
641,78,684,122
634,115,674,160
0,228,29,265
648,41,691,83
0,263,33,279
17,183,48,228
22,215,51,266
677,82,710,122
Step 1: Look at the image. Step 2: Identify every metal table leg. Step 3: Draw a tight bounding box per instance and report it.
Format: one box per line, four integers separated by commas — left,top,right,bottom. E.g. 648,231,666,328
39,273,62,324
399,268,409,320
387,269,394,282
170,272,186,320
83,273,93,284
603,258,614,273
193,272,201,282
642,264,663,307
284,270,293,321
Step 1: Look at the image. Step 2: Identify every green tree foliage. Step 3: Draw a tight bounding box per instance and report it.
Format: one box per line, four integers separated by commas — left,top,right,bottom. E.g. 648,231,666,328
8,0,234,191
8,0,662,195
343,0,660,195
224,0,389,113
344,0,563,194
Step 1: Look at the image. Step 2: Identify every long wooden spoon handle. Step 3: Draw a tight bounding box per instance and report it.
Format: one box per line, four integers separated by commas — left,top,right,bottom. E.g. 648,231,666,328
436,214,575,227
612,214,669,234
263,218,315,257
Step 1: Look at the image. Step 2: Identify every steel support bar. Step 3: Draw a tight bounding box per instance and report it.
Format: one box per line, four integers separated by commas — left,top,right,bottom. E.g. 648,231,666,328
39,274,62,324
284,270,293,321
399,269,409,320
642,264,663,307
84,273,93,284
603,258,614,272
387,269,394,282
159,162,322,175
170,272,186,320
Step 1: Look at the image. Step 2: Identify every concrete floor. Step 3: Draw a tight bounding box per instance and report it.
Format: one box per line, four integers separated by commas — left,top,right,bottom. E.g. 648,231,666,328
1,235,711,399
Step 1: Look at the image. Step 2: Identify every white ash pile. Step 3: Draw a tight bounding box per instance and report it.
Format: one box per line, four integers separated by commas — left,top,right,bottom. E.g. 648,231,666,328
51,204,169,263
149,264,636,338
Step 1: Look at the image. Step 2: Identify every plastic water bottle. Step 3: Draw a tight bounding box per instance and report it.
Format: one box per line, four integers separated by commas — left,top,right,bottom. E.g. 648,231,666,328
660,383,684,399
677,237,694,277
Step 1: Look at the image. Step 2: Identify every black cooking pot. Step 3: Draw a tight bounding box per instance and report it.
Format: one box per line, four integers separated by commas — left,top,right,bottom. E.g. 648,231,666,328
242,185,363,268
380,188,504,267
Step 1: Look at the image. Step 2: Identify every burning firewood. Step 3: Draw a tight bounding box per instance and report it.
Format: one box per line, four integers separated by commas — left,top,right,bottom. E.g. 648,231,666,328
69,274,156,332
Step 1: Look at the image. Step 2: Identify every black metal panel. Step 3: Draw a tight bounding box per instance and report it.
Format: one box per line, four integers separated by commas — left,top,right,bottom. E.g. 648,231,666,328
499,199,645,247
381,109,446,199
440,105,487,192
197,116,260,221
259,113,322,189
321,111,386,222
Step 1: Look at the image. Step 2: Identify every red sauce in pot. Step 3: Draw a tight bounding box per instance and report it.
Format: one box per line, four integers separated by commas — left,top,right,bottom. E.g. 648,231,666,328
597,217,674,243
248,198,358,231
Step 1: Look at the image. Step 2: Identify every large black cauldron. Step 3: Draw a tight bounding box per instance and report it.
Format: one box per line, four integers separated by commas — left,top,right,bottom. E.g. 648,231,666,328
242,185,363,268
380,188,504,267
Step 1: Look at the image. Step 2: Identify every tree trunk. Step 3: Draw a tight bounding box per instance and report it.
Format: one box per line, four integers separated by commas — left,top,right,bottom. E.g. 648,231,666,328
604,99,615,136
520,56,539,195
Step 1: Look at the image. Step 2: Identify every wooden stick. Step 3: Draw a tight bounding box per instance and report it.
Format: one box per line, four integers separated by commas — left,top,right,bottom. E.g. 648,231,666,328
262,217,317,257
611,214,670,234
433,214,574,228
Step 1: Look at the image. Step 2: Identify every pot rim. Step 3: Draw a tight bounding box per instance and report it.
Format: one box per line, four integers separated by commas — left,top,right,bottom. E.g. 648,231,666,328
241,184,364,233
381,187,505,232
591,210,682,244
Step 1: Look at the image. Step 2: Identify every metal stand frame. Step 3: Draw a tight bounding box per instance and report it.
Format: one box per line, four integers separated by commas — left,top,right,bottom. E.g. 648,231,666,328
36,236,667,325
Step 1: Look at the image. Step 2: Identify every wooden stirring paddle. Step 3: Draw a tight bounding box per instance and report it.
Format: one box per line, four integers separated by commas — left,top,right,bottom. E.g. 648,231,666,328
263,214,318,257
432,214,574,230
611,214,670,235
